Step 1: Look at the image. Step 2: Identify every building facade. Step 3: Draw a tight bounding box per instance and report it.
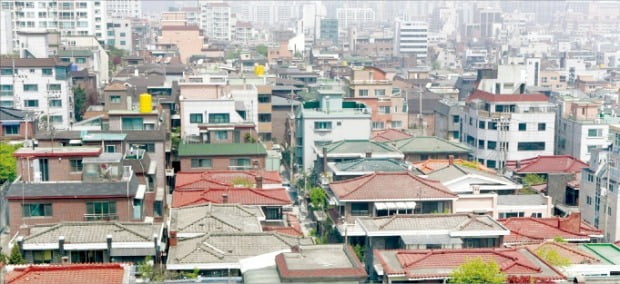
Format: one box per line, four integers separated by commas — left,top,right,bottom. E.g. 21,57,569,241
394,20,428,63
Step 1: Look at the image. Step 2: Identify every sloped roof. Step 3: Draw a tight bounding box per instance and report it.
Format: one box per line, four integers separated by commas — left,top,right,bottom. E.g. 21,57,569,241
506,155,588,174
500,214,603,245
357,213,508,235
23,222,160,244
426,164,517,186
171,187,291,208
413,159,494,174
371,129,413,142
329,172,457,201
178,143,267,156
0,107,33,121
317,140,402,157
175,170,282,190
375,248,565,281
391,136,471,154
524,242,600,264
170,203,264,235
329,158,414,174
5,264,127,284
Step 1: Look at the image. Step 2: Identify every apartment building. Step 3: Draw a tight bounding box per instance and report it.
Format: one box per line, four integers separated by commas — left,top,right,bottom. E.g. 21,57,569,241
0,58,73,129
257,85,273,143
105,18,133,53
158,25,205,64
105,0,141,19
394,20,428,63
344,66,408,132
200,2,232,41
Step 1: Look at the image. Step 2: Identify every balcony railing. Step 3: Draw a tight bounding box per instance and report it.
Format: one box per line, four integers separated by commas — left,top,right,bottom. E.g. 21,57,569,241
83,213,119,221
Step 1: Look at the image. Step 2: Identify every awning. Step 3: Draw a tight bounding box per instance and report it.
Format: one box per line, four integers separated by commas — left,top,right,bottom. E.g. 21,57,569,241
147,161,157,175
135,184,146,199
374,201,416,210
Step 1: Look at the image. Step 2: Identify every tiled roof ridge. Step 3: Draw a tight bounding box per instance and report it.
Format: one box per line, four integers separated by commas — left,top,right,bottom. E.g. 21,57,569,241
531,241,599,262
23,223,64,240
400,251,433,268
24,221,155,242
6,263,124,283
243,187,291,203
457,215,495,230
503,217,590,239
407,172,459,197
339,173,378,199
110,222,155,240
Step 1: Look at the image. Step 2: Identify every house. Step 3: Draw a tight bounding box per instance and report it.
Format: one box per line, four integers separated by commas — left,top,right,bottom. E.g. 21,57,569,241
426,157,522,195
506,155,588,216
413,158,492,174
14,222,163,264
313,140,404,174
274,244,367,283
158,25,205,63
390,136,471,162
170,203,265,239
373,247,565,283
0,107,36,142
370,128,412,142
178,142,268,171
454,193,553,219
562,243,620,281
327,158,417,181
4,263,133,284
166,232,312,278
500,213,603,246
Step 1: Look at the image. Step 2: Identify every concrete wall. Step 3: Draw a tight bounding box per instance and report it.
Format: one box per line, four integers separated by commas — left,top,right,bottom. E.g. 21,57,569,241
180,155,266,172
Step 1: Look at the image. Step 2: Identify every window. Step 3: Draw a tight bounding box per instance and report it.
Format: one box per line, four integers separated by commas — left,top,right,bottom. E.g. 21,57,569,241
75,57,86,64
0,69,13,75
372,121,384,129
499,212,525,218
189,113,203,123
49,99,62,107
587,196,592,205
358,89,368,96
214,130,228,140
258,113,271,122
375,89,386,96
70,159,83,172
588,128,603,137
50,115,62,123
391,121,402,128
538,123,546,131
314,121,332,130
107,30,115,36
209,113,230,123
105,145,116,153
4,125,19,135
609,206,612,216
191,158,212,168
23,84,38,91
120,40,126,46
33,250,53,264
487,141,497,150
230,158,251,168
258,95,270,103
379,106,391,114
478,139,485,149
518,123,526,131
351,202,369,216
24,100,38,107
469,117,472,125
0,101,13,107
486,160,497,168
466,135,475,146
121,117,143,130
120,32,126,37
479,121,485,129
110,95,121,103
489,122,497,130
131,143,155,153
587,145,597,153
517,142,545,151
0,84,13,96
86,201,117,220
22,203,52,217
452,115,460,123
264,207,282,220
47,84,61,91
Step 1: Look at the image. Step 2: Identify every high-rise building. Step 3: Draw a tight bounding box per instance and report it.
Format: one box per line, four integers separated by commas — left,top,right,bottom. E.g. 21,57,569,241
478,7,502,39
200,2,232,41
319,18,338,44
394,20,428,63
105,0,142,19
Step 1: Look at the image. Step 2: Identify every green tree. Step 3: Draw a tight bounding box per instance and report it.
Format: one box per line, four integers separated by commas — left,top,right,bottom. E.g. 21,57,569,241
138,256,164,282
73,87,87,122
520,173,546,194
352,244,365,263
256,44,268,57
8,245,25,264
225,49,240,60
308,187,327,209
448,257,506,284
535,247,570,267
0,142,20,184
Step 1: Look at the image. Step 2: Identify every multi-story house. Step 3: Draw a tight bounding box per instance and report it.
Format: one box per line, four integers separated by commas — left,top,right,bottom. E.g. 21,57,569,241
105,18,133,53
60,36,110,86
200,2,232,41
296,89,371,172
0,107,36,141
0,58,73,130
256,85,273,144
344,66,408,132
158,25,205,64
434,99,463,142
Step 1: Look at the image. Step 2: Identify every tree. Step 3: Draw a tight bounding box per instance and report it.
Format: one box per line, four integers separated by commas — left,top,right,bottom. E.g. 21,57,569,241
138,255,164,282
535,247,570,267
0,142,20,184
352,244,365,263
520,173,546,195
8,245,25,265
448,257,506,284
225,49,240,60
73,87,87,122
256,44,268,57
308,187,327,209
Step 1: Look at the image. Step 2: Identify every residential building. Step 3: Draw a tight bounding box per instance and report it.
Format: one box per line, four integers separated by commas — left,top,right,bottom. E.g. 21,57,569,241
105,0,142,19
313,140,404,175
434,99,463,142
335,7,375,29
374,247,565,283
0,107,36,142
296,90,371,171
0,58,73,129
4,263,133,284
200,2,232,41
271,95,300,146
14,222,163,264
500,213,603,246
158,25,205,64
319,18,338,44
170,203,265,239
413,158,493,174
478,7,502,39
327,158,415,182
105,18,133,53
353,36,394,58
394,20,428,63
344,67,408,132
461,89,556,170
370,128,412,142
506,155,589,216
391,136,471,162
60,36,110,86
0,9,13,54
15,30,60,59
178,143,268,172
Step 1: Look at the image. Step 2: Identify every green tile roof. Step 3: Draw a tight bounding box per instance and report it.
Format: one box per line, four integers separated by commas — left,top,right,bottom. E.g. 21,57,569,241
178,143,267,157
321,140,401,155
331,158,413,173
57,49,93,57
580,243,620,264
391,136,471,154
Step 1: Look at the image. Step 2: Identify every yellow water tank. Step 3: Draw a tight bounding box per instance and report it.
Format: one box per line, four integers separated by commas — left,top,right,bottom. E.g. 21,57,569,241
254,64,265,76
139,93,152,113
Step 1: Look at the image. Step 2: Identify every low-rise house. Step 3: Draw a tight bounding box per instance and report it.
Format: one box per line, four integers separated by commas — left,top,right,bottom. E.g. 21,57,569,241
500,213,603,246
370,128,412,142
169,203,265,239
0,107,36,142
389,136,471,162
373,247,565,283
14,222,163,264
454,193,553,219
413,158,493,174
4,263,133,284
313,140,404,173
327,158,417,182
178,142,268,171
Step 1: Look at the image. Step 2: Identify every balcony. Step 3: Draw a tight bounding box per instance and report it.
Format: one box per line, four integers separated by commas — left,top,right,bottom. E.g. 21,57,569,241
123,149,151,175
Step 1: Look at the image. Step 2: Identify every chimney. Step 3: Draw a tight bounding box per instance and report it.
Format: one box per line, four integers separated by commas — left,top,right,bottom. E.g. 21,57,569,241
291,245,300,253
169,231,178,247
322,147,328,173
18,224,30,236
106,235,112,262
58,236,65,258
471,185,480,195
559,213,582,234
222,193,228,204
255,175,263,189
134,68,139,77
448,155,455,166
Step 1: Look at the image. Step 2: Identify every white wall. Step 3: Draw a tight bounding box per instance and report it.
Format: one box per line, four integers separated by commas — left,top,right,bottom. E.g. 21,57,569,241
180,99,245,138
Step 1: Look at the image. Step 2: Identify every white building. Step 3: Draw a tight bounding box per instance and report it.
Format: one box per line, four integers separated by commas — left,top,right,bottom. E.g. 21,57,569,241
0,58,73,130
0,10,13,55
335,7,375,29
60,36,109,87
200,2,232,41
296,90,371,171
394,20,428,63
0,0,107,53
105,0,141,19
525,57,541,87
461,88,556,170
105,18,133,53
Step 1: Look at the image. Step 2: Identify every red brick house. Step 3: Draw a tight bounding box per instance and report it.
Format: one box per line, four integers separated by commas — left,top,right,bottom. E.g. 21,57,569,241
177,142,268,171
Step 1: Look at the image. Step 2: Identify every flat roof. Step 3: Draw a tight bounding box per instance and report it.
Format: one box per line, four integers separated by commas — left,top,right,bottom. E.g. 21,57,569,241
14,147,102,158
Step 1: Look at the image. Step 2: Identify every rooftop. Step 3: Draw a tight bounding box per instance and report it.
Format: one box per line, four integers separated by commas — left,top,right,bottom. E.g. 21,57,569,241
524,242,600,265
391,136,471,154
0,58,68,68
170,203,264,235
175,170,282,190
0,107,34,121
413,159,493,174
13,146,102,158
328,158,415,175
275,245,367,282
22,222,161,245
317,140,403,158
357,213,509,236
5,264,128,284
506,155,589,174
498,194,548,206
7,174,139,200
370,129,413,142
467,89,550,103
580,243,620,265
171,187,291,208
500,213,603,245
178,143,267,157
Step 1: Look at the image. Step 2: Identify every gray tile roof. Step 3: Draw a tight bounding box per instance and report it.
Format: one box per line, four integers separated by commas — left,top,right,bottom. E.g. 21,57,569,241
6,174,139,199
356,213,509,236
391,136,471,154
24,222,161,244
168,232,312,266
498,194,548,206
35,129,166,142
171,203,264,235
426,164,513,184
319,140,402,156
329,158,416,174
1,107,33,121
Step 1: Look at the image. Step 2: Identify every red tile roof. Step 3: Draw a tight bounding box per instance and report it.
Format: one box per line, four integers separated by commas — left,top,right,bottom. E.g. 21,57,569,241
523,241,600,264
5,264,125,284
375,248,565,281
505,155,588,174
466,89,549,103
329,172,457,201
171,187,291,208
370,128,413,142
175,170,282,190
500,213,603,245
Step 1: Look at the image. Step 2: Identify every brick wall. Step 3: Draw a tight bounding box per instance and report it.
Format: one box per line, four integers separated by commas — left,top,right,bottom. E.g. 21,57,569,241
17,158,83,182
180,155,266,172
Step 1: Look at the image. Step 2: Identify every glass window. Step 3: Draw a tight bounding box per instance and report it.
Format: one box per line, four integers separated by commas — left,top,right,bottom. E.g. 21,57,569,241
24,100,39,107
214,130,228,140
70,159,83,172
50,115,62,123
0,69,13,75
391,121,402,128
588,129,602,137
478,121,485,129
486,160,497,168
351,202,369,216
487,140,497,150
264,207,282,220
258,95,270,103
75,57,86,64
358,89,368,96
489,122,497,130
23,84,38,91
131,143,155,153
120,41,126,46
86,201,117,220
191,158,212,168
33,250,53,264
478,139,485,149
110,95,121,103
517,142,545,151
538,123,546,131
120,32,126,37
375,89,386,96
47,84,61,91
230,158,251,168
49,99,62,107
379,106,390,114
314,121,332,130
258,113,271,122
518,123,526,131
121,117,144,130
4,125,19,135
22,203,52,217
105,145,116,153
0,84,13,96
209,113,230,123
189,113,203,123
452,115,459,123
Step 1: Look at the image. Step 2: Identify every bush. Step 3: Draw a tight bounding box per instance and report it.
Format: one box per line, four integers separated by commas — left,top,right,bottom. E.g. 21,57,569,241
8,245,25,265
449,257,505,284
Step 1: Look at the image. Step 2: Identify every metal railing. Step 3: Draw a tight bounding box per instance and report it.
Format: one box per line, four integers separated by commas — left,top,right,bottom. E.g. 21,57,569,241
83,213,119,221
